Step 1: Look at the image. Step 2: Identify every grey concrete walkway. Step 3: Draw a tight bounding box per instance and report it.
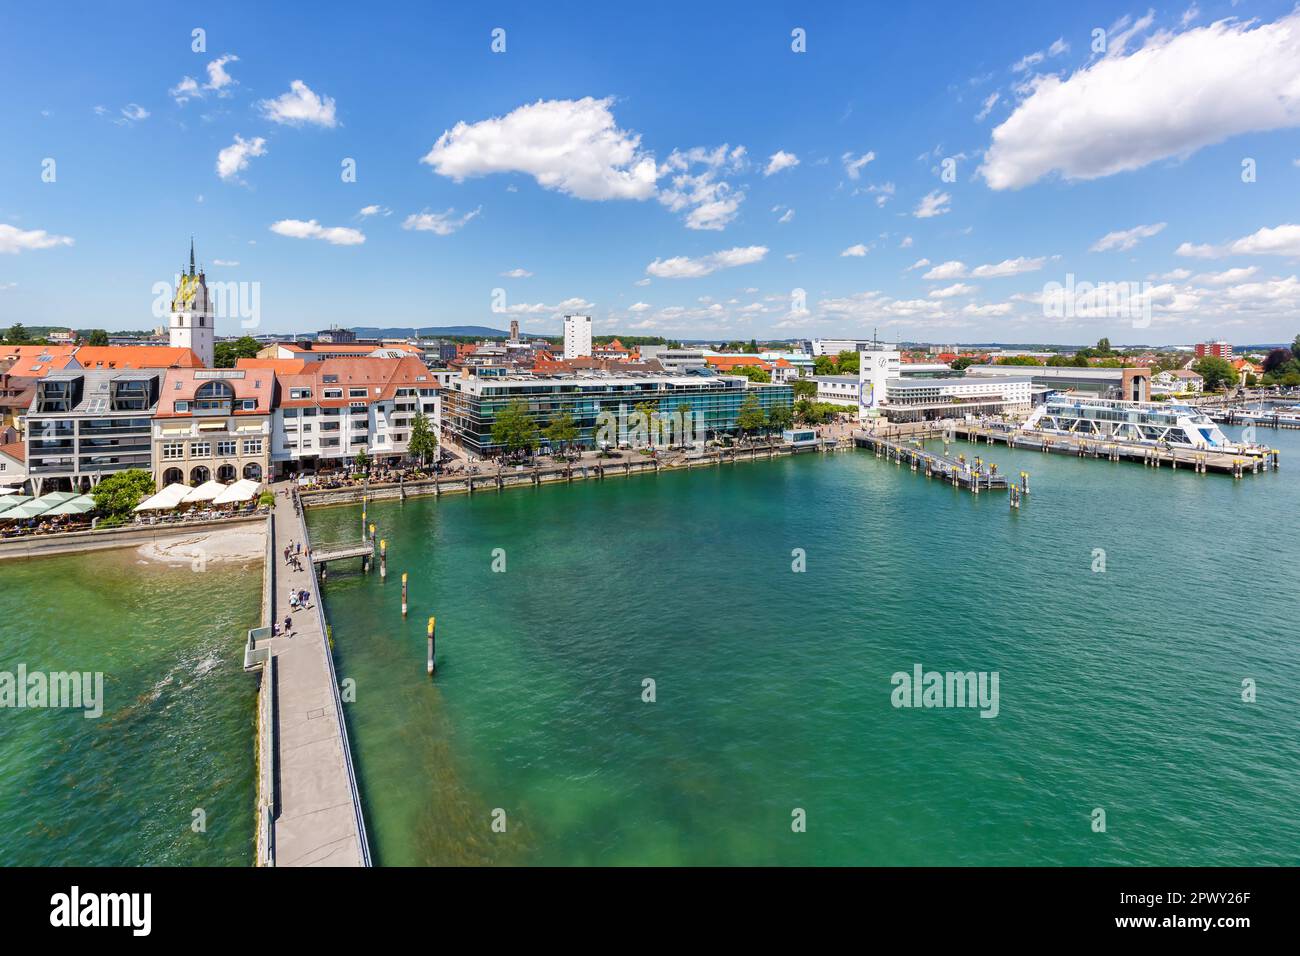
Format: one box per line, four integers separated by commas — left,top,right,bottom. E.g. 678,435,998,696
267,485,369,866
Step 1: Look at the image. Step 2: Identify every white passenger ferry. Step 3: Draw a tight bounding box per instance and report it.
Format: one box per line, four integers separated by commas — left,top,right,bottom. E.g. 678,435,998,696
1023,396,1262,453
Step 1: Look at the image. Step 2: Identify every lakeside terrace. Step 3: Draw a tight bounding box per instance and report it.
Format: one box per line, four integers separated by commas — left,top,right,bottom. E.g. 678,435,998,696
441,368,794,458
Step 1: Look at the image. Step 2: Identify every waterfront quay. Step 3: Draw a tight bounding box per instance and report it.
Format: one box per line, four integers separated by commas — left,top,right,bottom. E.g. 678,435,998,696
952,423,1279,476
852,429,1018,495
249,489,370,866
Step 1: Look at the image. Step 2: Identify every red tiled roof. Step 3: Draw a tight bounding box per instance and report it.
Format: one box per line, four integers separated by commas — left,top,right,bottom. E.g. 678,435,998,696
0,440,24,463
275,356,437,409
67,346,203,370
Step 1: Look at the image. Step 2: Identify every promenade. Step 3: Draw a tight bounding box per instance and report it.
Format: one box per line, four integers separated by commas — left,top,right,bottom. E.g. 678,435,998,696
264,486,369,866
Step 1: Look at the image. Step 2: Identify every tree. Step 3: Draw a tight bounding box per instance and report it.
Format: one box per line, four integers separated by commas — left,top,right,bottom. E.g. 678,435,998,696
491,399,540,456
726,365,771,383
1263,348,1294,375
736,393,767,434
792,379,818,399
91,468,155,518
996,355,1042,366
214,335,262,369
354,449,370,471
1193,355,1237,391
836,350,861,374
1046,354,1073,367
950,356,975,371
407,411,438,466
5,323,28,344
86,329,109,346
813,355,838,376
1095,337,1113,356
1071,353,1092,367
542,411,579,455
767,403,794,433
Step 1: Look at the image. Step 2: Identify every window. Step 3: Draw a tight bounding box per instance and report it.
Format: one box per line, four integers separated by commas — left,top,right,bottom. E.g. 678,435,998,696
241,399,257,411
323,388,342,399
216,440,236,456
349,388,367,398
190,441,210,457
242,438,263,455
161,442,185,460
175,401,189,412
289,387,312,400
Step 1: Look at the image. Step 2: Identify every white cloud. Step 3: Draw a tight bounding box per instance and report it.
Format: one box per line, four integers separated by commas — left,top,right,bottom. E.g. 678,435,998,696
169,75,200,105
841,151,876,179
905,257,930,271
358,205,391,218
981,12,1300,190
975,92,1000,122
259,80,338,128
1176,224,1300,258
929,283,977,298
840,244,869,257
913,190,951,218
1012,37,1068,74
764,150,799,176
645,245,768,278
628,301,651,312
421,96,658,201
899,236,913,249
1180,4,1200,28
1091,222,1167,252
970,256,1046,277
922,260,967,280
658,144,747,231
119,103,149,123
777,207,794,223
501,268,533,278
963,302,1013,317
402,206,482,236
1193,266,1258,284
0,224,74,254
212,259,239,267
269,219,365,245
205,54,239,95
216,135,267,182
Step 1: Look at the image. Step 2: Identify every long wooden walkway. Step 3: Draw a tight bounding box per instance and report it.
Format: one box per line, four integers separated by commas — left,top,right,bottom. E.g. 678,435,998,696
263,488,370,866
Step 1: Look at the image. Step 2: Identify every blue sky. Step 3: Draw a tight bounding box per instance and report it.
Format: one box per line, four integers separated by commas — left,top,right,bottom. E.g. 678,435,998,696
2,0,1299,345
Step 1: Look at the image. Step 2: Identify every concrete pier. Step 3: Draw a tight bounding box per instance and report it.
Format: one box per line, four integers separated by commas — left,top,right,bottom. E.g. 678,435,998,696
261,487,370,867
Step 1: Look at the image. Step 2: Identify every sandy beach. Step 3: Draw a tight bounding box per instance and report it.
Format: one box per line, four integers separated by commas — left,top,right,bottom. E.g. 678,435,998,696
136,526,267,565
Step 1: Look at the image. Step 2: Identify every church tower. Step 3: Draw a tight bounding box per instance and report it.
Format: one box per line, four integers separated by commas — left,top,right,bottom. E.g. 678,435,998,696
169,238,215,367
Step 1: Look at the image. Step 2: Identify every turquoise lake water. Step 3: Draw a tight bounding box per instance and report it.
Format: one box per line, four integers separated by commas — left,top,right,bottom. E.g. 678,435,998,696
307,426,1300,866
0,550,260,866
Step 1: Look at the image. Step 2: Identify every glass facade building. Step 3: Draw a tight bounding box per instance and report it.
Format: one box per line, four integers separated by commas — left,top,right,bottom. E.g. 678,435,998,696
444,371,794,456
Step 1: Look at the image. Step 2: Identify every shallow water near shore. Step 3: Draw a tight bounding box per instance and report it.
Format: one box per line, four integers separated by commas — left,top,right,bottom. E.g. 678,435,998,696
310,425,1300,866
0,547,261,866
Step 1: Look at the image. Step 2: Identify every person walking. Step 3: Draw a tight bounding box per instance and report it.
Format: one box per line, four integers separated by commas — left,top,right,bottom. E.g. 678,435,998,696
283,614,293,637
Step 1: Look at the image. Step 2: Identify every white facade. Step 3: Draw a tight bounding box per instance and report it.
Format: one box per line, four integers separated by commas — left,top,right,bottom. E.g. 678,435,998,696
812,375,859,407
563,314,593,359
273,390,441,471
885,377,1032,408
168,244,214,368
857,348,901,416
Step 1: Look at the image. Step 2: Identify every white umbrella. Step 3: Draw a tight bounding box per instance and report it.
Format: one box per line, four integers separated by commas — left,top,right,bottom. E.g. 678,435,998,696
213,478,260,505
182,480,228,504
134,483,192,512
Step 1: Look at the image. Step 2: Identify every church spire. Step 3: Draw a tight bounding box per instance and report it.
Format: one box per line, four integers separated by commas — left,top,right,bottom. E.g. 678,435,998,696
189,237,196,276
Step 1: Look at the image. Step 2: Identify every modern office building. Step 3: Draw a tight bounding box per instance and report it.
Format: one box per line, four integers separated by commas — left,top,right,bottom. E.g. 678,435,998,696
316,326,357,344
152,368,274,486
25,370,162,494
811,338,894,357
442,370,794,457
812,375,860,408
563,314,593,359
269,356,440,475
880,376,1033,421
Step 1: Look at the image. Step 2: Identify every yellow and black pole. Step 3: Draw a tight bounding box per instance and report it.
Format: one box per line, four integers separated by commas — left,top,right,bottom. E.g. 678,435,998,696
401,572,408,616
379,539,387,579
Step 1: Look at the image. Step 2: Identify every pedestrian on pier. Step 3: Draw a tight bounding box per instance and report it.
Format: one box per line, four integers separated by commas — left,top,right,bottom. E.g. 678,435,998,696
283,614,293,637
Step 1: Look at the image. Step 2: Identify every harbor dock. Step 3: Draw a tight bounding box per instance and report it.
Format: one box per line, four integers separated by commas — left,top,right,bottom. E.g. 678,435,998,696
852,429,1015,494
951,423,1279,476
250,490,371,867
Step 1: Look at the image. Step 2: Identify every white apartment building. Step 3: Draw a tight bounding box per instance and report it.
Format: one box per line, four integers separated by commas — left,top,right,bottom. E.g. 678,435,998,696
563,314,593,359
269,356,441,475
